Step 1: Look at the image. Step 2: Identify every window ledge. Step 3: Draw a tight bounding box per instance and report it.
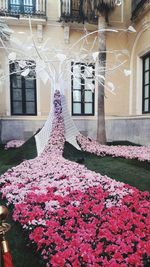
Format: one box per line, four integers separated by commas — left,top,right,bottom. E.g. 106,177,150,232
0,116,47,120
72,116,97,120
0,16,47,26
106,114,150,120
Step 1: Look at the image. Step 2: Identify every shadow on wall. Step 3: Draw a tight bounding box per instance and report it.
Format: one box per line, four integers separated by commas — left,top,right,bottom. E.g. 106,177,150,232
0,119,44,144
106,118,150,146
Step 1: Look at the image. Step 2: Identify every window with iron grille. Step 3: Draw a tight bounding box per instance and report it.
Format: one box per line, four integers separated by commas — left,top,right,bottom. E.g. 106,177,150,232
72,63,95,116
8,0,35,14
142,53,150,113
10,61,37,115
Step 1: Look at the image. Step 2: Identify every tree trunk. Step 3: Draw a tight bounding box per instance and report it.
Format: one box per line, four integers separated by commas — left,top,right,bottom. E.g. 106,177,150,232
96,15,106,144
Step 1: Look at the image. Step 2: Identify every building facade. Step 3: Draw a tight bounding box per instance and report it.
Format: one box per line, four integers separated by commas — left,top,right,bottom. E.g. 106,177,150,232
0,0,150,145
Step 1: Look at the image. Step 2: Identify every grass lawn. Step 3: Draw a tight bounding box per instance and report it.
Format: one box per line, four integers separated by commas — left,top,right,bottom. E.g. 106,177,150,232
0,138,44,267
63,142,150,192
0,137,150,267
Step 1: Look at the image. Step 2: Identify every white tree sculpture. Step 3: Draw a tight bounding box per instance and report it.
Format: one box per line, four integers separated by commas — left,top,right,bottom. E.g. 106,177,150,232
0,17,135,154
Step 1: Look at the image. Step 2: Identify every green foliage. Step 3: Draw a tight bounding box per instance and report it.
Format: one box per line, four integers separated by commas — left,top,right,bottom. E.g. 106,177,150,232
82,0,116,21
0,136,37,170
0,137,42,267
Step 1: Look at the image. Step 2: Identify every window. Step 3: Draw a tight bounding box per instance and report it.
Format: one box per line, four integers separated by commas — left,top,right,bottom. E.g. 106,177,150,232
142,53,150,113
9,0,35,14
10,61,37,115
72,63,95,116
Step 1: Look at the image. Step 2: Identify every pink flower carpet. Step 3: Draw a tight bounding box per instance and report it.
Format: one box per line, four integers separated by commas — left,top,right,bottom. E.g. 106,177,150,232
4,140,25,150
76,135,150,162
0,91,150,267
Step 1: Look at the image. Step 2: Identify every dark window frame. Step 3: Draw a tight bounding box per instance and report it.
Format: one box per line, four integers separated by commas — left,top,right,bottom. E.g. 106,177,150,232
10,61,37,116
71,62,95,116
8,0,35,14
142,53,150,114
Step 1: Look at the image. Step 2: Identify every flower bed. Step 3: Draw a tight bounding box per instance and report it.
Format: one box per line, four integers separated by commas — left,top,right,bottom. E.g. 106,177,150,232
77,134,150,162
0,91,150,266
4,140,25,150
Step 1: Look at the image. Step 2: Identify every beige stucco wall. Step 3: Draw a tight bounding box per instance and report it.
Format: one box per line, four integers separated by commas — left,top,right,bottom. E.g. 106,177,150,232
127,10,150,116
0,51,5,115
47,0,60,21
105,32,130,116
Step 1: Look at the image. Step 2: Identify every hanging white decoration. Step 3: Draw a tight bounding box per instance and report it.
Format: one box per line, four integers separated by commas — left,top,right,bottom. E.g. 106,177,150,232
8,52,16,61
97,74,105,81
19,60,26,69
115,0,122,6
21,68,30,77
124,69,131,76
86,82,95,91
107,82,115,92
92,52,99,61
127,26,136,33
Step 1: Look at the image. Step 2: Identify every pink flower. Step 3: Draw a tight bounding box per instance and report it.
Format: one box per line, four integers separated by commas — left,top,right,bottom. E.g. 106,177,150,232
77,133,150,162
5,139,25,149
0,90,150,266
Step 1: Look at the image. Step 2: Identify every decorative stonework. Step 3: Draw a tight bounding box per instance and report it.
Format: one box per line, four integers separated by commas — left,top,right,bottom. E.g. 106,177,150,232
64,25,70,44
37,24,43,42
